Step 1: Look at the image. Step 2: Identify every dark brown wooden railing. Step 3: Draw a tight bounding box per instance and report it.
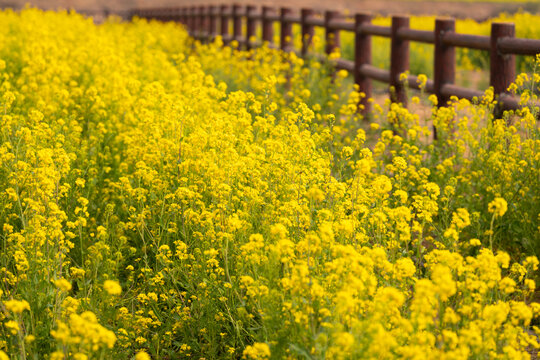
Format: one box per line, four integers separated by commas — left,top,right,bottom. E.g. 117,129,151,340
131,5,540,116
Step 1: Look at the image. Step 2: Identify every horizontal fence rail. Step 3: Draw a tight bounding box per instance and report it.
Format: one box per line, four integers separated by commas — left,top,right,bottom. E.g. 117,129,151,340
131,5,540,118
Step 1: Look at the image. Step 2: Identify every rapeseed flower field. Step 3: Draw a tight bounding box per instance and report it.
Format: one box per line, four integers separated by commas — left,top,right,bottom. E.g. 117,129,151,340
0,8,539,360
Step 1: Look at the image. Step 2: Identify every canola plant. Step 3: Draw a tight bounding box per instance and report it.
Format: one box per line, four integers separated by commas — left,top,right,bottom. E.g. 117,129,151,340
0,8,539,360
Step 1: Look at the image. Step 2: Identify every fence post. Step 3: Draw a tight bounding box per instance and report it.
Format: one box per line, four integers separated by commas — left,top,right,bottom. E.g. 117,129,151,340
209,5,217,39
433,19,456,139
280,8,293,52
355,13,372,116
192,6,199,35
246,6,257,50
390,16,410,106
301,8,315,56
490,22,516,118
199,6,207,40
180,7,187,27
185,8,191,32
182,8,187,31
262,6,274,45
233,4,242,46
198,6,204,36
199,6,205,37
195,7,200,32
220,5,229,45
325,11,341,56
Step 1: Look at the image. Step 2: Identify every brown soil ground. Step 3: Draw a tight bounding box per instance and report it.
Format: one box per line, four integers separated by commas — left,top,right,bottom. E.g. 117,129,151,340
0,0,538,21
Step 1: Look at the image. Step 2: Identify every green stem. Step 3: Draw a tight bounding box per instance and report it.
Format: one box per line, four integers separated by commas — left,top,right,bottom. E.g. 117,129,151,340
17,315,27,360
489,214,496,251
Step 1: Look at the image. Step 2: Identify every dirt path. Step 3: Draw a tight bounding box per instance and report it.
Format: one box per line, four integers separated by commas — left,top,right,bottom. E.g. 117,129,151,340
0,0,538,21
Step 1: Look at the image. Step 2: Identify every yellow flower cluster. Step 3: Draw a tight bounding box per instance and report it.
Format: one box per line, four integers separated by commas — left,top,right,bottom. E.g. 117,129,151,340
103,280,122,296
489,197,508,218
2,300,30,314
51,311,116,356
243,342,271,359
0,8,538,360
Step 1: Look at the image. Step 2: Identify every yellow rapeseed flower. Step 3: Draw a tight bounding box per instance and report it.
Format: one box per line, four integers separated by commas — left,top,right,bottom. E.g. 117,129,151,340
54,278,72,292
488,197,508,217
103,280,122,296
3,299,30,314
135,351,151,360
242,342,271,359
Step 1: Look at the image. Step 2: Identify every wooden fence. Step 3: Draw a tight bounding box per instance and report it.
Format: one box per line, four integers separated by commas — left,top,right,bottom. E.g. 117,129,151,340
131,5,540,116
